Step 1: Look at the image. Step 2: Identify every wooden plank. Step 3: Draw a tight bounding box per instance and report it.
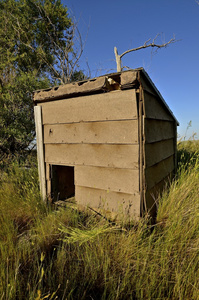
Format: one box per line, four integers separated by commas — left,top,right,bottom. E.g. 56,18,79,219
144,91,173,121
46,163,50,181
145,138,175,168
174,121,178,172
120,71,137,89
140,75,156,96
140,70,179,125
45,144,139,169
138,87,145,216
44,120,138,144
39,89,137,124
76,186,140,219
144,119,175,143
46,163,51,198
75,166,139,194
145,155,174,190
145,172,174,218
33,77,107,102
34,106,46,201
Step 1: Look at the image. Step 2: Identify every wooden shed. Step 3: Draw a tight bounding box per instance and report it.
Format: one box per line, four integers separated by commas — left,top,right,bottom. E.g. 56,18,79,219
33,68,178,220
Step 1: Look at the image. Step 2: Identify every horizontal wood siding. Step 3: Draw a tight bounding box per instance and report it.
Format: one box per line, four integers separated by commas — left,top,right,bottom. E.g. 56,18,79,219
145,155,174,190
75,166,139,194
76,186,140,218
144,119,175,143
142,88,176,215
140,76,156,96
45,144,139,169
144,92,173,121
44,120,138,144
39,90,137,124
40,88,140,217
145,138,175,168
143,88,176,198
145,175,173,217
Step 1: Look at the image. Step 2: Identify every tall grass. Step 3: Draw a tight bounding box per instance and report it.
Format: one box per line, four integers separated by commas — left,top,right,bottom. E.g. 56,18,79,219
0,141,199,299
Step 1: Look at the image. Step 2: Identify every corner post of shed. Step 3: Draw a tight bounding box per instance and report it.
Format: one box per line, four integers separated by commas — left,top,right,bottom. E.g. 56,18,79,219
34,105,46,201
137,70,146,217
174,120,178,173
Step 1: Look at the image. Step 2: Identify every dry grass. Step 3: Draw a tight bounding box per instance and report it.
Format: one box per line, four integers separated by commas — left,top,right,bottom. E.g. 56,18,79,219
0,141,199,299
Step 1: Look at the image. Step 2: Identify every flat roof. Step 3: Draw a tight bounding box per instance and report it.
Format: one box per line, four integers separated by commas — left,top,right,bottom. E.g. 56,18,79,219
33,68,179,125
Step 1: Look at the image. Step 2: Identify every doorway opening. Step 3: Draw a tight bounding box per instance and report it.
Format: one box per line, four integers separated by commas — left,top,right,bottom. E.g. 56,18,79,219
51,165,75,201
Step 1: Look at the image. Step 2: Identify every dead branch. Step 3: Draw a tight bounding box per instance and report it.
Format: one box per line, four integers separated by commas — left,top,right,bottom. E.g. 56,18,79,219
114,34,176,72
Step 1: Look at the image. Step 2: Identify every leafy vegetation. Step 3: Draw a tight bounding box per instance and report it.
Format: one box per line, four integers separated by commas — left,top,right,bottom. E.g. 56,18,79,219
0,0,87,158
0,141,199,299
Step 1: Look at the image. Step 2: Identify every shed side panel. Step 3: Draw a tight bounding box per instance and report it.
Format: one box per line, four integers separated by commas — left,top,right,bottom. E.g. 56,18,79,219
144,91,174,121
144,119,175,143
39,90,137,124
139,75,156,96
75,166,139,194
142,88,176,218
145,155,174,191
145,177,172,217
44,120,138,144
145,138,175,168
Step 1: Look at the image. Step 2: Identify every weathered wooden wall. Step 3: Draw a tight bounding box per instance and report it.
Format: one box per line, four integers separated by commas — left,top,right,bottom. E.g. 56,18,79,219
34,69,178,220
39,89,140,218
142,77,176,215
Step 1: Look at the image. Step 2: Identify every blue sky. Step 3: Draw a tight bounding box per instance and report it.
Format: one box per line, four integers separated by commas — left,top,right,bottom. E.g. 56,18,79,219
65,0,199,139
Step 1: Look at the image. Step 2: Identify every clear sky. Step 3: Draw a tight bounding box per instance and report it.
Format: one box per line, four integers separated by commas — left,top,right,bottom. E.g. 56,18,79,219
65,0,199,140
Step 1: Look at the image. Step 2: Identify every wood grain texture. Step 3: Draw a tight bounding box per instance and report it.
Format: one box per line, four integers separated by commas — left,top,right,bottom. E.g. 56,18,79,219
39,90,137,124
140,75,156,96
76,186,140,218
46,163,51,199
45,144,139,169
44,120,138,144
144,119,175,143
145,138,175,168
144,91,174,121
34,77,107,101
145,155,174,190
145,172,174,218
174,121,178,172
34,106,46,201
75,166,139,194
120,71,137,88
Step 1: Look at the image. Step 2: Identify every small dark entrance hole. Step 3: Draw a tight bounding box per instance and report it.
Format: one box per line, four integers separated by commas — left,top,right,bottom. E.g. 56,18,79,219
51,165,75,201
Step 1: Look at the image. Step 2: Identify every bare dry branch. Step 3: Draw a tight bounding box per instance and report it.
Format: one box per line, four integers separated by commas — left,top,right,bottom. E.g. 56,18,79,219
114,34,177,72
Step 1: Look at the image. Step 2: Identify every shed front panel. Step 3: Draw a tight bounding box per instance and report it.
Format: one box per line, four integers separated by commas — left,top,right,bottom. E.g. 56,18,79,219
76,186,140,217
41,89,140,218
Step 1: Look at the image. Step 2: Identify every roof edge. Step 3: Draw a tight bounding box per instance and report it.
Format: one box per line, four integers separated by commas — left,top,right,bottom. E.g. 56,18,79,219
33,68,179,126
139,69,179,125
